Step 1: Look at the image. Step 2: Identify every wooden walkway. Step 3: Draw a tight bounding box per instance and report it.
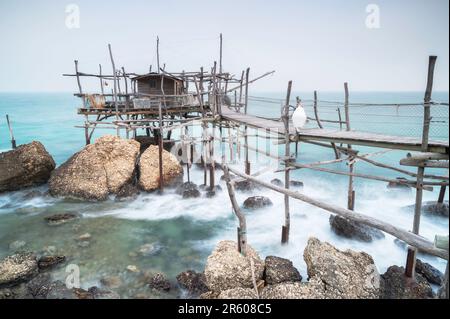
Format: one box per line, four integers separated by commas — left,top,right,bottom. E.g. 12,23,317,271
221,108,449,155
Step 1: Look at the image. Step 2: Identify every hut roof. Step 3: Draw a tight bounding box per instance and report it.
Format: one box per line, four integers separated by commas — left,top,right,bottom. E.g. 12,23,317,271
132,72,182,82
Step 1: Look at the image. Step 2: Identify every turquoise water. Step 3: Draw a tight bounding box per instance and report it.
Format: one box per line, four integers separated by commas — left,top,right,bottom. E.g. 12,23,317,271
0,92,448,298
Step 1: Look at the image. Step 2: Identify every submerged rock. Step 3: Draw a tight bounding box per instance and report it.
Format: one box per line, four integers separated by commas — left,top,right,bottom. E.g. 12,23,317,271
45,213,79,226
9,240,26,251
176,182,201,199
176,270,208,297
147,273,171,292
303,237,380,299
289,180,304,188
234,180,258,192
270,178,284,187
380,265,434,299
0,141,55,193
0,252,38,288
88,286,120,299
387,178,412,191
204,240,265,293
138,145,183,191
49,135,140,201
264,256,302,285
329,215,385,242
37,256,66,270
415,259,444,286
243,196,273,210
421,201,449,217
138,243,162,257
100,276,123,289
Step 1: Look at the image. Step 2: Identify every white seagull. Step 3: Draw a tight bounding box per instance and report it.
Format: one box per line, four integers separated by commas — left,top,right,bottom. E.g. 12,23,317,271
292,98,307,132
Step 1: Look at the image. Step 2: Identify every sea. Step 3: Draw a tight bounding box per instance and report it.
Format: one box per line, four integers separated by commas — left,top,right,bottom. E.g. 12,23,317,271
0,91,448,298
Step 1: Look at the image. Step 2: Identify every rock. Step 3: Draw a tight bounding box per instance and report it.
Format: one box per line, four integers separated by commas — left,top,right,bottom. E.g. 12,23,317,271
234,180,258,192
100,276,123,289
88,286,121,299
264,256,302,285
243,196,273,210
380,265,434,299
9,240,26,251
138,243,162,257
176,182,201,199
199,291,220,299
204,185,222,198
387,178,411,191
303,237,380,299
0,141,56,193
270,179,284,187
138,145,183,191
26,272,52,299
115,183,140,202
0,252,38,288
147,273,171,291
77,233,91,241
37,256,66,270
220,173,236,182
218,288,258,299
329,215,385,242
176,270,208,296
126,265,140,273
289,180,304,188
45,281,92,299
422,201,449,217
415,259,444,285
49,135,140,201
204,240,265,293
45,213,79,226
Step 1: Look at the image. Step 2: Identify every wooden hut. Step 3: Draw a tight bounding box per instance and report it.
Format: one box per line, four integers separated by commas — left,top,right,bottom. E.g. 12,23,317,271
133,73,184,96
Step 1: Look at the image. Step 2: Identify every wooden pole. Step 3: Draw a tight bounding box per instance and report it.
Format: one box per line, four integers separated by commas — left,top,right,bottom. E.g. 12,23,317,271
239,70,245,113
108,44,119,136
406,55,437,278
158,102,164,192
219,33,223,74
438,185,447,204
157,36,160,74
6,115,16,149
314,90,340,159
122,67,129,110
74,60,86,108
223,165,247,256
244,68,250,115
99,64,105,95
344,83,355,211
282,80,293,244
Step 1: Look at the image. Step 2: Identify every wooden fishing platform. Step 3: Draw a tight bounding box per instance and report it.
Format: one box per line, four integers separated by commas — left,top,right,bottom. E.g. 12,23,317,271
221,108,449,155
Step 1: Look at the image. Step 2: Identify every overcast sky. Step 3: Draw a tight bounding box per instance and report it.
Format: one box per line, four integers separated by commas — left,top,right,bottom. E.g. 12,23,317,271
0,0,448,92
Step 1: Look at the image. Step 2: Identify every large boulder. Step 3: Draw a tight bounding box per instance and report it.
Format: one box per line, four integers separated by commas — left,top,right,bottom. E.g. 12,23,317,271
264,256,302,285
49,135,140,201
260,279,326,299
329,215,385,242
303,237,380,299
0,142,55,193
138,145,183,191
204,241,265,293
0,253,38,288
380,265,434,299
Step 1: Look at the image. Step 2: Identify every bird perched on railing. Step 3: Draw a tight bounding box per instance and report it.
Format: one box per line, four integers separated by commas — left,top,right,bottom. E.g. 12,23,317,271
292,98,307,132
